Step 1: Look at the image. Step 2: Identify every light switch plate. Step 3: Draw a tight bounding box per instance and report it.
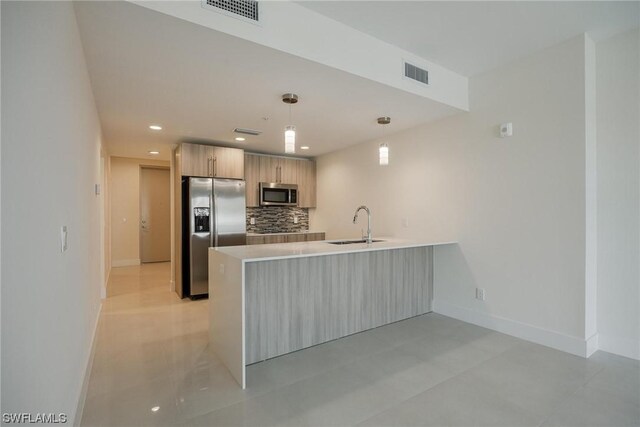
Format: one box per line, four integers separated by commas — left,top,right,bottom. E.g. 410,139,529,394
61,226,68,253
500,122,513,138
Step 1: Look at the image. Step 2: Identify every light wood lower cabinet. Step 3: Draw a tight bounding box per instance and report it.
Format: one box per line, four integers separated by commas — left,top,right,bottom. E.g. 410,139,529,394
246,232,325,245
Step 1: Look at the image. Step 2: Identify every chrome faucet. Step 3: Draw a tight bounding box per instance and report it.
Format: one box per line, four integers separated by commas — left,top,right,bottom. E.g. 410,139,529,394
353,205,372,244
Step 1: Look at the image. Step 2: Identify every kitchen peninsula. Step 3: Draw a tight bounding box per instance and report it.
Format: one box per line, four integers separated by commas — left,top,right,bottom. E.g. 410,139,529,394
209,239,455,388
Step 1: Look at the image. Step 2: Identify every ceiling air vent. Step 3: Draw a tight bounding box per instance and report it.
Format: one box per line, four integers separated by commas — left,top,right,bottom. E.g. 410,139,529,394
202,0,260,23
234,128,262,136
404,62,429,85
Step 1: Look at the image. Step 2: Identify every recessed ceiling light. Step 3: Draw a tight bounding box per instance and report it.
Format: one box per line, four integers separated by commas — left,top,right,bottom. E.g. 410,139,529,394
148,150,160,155
301,146,310,150
235,137,245,142
149,125,162,130
151,406,160,412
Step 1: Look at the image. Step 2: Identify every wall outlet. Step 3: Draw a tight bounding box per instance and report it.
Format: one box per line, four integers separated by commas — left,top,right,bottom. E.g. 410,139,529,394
401,218,409,228
475,288,486,301
219,263,225,274
250,217,256,225
293,216,298,224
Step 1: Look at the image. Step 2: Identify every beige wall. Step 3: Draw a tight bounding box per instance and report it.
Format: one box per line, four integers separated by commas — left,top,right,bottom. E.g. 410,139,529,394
312,35,594,355
110,157,169,266
1,2,103,422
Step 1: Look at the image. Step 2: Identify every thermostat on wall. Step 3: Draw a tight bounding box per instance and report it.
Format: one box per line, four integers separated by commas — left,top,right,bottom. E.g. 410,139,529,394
500,122,513,138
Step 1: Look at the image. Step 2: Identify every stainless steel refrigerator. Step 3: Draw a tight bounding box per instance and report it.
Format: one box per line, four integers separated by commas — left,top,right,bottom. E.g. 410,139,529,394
183,177,246,298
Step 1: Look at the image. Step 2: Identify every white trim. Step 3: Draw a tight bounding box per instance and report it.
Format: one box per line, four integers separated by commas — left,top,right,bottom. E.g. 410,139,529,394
598,334,640,360
585,333,599,357
101,268,110,300
112,258,140,267
74,302,102,426
433,300,592,358
170,279,175,292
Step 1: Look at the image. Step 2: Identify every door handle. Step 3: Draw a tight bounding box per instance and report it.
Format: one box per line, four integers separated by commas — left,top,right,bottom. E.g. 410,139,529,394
214,157,217,177
209,195,214,247
207,157,212,176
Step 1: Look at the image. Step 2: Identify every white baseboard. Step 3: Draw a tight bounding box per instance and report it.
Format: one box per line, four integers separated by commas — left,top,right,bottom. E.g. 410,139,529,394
112,258,140,267
585,333,599,357
433,300,592,358
598,333,640,360
74,301,102,426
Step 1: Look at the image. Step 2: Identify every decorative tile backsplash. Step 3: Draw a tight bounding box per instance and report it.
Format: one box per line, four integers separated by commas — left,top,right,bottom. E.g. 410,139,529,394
246,207,309,233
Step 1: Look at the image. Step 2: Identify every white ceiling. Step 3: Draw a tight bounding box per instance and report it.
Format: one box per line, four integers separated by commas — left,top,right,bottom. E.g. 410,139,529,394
300,1,640,77
76,1,639,161
74,1,462,161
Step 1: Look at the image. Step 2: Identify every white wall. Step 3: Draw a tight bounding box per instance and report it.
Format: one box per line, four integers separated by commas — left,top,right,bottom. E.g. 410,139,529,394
596,29,640,360
312,35,595,356
1,2,103,423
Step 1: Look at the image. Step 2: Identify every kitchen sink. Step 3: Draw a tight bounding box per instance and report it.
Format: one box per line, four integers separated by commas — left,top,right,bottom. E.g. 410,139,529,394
327,239,385,245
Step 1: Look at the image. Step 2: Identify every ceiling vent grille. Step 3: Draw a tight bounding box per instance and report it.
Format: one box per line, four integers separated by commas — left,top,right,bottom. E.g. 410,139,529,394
404,62,429,85
202,0,259,22
234,127,262,136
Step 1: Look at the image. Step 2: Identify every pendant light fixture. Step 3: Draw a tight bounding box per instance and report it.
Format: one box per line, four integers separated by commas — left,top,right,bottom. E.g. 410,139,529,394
282,93,298,154
377,116,391,166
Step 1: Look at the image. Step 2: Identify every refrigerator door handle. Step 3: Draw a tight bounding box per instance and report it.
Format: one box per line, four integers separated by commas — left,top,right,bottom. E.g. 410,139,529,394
212,193,219,247
209,195,218,246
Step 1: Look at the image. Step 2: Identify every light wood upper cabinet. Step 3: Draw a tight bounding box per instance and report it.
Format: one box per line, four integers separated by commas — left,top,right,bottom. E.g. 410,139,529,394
279,158,298,184
297,159,316,208
244,153,261,207
258,156,298,184
258,156,280,183
180,143,244,179
181,143,211,177
212,146,244,179
244,153,316,208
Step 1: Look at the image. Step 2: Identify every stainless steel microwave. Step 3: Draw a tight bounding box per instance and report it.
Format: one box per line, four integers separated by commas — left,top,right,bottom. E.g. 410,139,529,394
259,182,298,206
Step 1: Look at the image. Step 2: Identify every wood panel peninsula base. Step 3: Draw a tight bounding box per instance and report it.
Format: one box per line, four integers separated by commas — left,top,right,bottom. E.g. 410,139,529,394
208,239,456,388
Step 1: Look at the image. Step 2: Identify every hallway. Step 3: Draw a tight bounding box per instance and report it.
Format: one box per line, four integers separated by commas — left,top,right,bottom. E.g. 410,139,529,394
81,263,212,425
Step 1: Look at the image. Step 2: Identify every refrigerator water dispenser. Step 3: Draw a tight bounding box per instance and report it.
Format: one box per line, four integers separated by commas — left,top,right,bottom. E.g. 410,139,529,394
194,207,210,232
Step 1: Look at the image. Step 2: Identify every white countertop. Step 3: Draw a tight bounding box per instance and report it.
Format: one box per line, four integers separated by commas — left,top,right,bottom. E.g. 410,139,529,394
212,238,456,262
247,231,325,237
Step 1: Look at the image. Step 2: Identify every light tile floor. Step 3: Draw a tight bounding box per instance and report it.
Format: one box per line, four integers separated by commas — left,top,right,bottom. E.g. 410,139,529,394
81,263,639,427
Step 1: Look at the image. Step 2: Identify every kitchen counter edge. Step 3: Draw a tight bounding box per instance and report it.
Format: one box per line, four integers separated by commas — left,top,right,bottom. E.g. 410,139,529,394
210,238,456,262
